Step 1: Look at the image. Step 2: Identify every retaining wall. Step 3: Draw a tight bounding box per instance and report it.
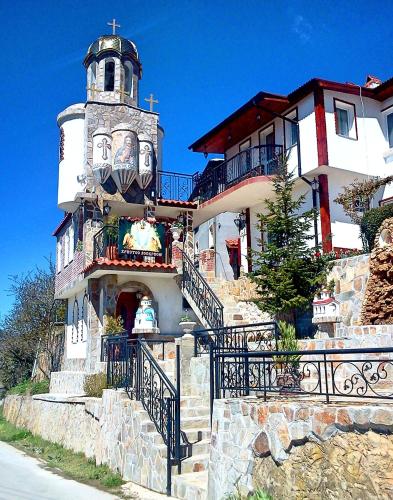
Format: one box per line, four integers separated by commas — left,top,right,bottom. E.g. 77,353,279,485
208,398,393,499
3,390,168,494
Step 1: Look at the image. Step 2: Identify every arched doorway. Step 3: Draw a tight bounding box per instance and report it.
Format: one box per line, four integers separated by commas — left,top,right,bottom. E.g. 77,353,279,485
116,292,139,337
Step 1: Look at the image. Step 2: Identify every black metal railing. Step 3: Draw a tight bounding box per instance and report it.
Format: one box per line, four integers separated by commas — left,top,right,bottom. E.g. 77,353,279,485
157,170,197,202
193,145,283,203
181,249,224,329
211,347,393,403
103,335,196,495
105,335,137,390
193,321,280,356
93,225,119,260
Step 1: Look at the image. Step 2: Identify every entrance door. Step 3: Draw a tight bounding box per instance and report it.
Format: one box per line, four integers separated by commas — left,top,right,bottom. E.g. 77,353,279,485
116,292,139,337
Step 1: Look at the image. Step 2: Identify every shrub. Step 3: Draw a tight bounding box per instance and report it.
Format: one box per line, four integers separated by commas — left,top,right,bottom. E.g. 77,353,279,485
104,315,124,334
83,373,107,398
360,204,393,251
7,379,49,396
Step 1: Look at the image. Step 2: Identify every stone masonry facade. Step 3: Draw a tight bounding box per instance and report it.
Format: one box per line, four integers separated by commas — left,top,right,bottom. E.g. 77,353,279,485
209,398,393,499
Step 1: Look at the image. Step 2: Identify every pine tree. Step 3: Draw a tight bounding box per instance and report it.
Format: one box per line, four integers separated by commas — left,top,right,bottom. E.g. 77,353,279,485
249,156,331,321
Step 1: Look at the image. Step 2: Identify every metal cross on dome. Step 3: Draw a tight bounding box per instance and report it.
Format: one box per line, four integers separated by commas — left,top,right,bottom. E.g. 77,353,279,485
107,18,120,35
145,93,159,112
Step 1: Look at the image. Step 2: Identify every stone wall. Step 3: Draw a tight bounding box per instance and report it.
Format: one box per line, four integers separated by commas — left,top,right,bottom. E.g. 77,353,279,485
362,217,393,324
3,390,169,494
329,254,370,326
208,398,393,499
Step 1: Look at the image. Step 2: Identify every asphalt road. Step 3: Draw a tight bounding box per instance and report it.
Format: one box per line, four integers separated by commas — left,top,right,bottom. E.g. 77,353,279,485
0,441,119,500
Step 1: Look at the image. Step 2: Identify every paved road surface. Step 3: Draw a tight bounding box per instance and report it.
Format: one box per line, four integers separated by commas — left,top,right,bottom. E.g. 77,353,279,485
0,441,119,500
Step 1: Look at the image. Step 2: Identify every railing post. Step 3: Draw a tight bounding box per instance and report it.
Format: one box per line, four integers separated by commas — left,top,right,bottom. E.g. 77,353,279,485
175,343,181,475
166,397,172,497
209,342,215,421
323,353,330,404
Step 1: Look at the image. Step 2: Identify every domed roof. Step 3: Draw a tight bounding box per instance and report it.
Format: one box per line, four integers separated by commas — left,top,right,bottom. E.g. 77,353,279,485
84,35,141,68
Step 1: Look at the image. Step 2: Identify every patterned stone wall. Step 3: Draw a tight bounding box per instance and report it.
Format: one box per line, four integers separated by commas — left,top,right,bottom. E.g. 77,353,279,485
208,398,393,499
328,254,370,326
362,217,393,324
4,390,169,494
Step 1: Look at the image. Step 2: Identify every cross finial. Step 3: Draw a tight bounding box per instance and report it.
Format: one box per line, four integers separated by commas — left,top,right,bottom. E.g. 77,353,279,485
107,18,120,35
144,93,159,112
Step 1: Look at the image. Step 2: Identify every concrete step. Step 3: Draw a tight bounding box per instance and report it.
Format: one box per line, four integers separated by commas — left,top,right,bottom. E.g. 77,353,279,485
149,427,211,445
172,471,208,500
180,396,209,408
179,453,210,474
181,407,210,418
156,439,210,458
181,416,210,430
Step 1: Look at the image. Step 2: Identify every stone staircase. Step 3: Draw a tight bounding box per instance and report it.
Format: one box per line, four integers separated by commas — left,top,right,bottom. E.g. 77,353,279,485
203,275,270,327
150,343,210,499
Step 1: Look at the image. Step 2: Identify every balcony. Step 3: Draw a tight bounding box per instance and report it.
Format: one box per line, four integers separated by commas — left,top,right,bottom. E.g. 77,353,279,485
192,145,283,204
156,170,197,202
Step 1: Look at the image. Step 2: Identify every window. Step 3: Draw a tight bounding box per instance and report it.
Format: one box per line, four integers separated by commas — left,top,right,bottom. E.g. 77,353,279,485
124,61,133,96
387,113,393,148
63,224,74,267
64,232,69,267
104,60,115,91
239,138,251,152
285,110,298,148
88,62,97,87
334,99,357,139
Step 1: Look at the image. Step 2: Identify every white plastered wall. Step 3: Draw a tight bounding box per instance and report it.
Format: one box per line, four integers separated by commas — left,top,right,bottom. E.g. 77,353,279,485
66,290,88,359
58,108,85,210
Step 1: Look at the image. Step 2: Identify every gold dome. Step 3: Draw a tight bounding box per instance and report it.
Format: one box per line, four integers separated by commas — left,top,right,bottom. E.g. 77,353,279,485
84,35,141,69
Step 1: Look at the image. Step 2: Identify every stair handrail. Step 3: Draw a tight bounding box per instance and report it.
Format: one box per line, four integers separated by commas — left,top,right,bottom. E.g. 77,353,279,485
135,340,195,496
180,249,224,329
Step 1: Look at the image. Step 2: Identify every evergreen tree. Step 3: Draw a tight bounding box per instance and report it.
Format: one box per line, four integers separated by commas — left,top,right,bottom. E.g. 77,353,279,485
249,156,331,321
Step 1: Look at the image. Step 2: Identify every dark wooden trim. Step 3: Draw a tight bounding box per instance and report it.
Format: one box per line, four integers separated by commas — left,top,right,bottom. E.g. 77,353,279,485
258,122,275,145
318,174,332,252
283,107,298,150
333,97,358,140
239,137,251,152
314,88,329,166
245,208,252,272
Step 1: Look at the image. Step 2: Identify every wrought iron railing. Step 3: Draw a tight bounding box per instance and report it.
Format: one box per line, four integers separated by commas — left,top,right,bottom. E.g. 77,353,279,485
181,249,224,329
193,321,280,356
103,335,196,495
93,225,119,260
193,145,283,203
157,170,198,202
211,347,393,403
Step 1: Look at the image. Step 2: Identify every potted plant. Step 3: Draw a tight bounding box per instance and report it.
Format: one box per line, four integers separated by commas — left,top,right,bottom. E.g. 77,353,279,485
273,321,302,392
170,221,184,242
105,216,119,259
179,310,197,336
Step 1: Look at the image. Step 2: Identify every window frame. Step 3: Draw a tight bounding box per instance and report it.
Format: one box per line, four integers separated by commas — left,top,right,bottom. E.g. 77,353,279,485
387,112,393,148
104,59,115,92
239,138,251,152
283,108,298,149
333,98,358,140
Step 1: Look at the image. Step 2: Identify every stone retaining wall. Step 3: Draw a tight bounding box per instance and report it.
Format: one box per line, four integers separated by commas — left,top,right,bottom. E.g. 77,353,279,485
3,390,168,494
208,398,393,499
328,254,370,326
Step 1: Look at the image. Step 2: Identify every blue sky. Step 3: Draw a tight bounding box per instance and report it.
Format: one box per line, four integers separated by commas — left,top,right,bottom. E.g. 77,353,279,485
0,0,392,317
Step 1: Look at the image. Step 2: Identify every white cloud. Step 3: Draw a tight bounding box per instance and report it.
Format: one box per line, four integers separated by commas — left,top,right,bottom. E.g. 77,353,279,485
292,14,312,43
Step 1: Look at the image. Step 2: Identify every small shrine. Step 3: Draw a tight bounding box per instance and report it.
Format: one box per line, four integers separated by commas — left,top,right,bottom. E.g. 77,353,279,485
312,289,341,337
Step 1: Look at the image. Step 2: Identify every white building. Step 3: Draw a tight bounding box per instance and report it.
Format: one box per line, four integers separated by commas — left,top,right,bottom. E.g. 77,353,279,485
189,75,393,275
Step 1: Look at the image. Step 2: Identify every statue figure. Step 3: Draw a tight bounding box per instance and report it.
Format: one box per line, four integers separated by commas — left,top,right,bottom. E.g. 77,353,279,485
134,296,157,330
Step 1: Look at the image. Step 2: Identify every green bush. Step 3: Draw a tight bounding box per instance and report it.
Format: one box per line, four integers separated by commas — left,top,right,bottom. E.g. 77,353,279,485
7,379,49,396
83,373,107,398
360,204,393,251
227,490,273,500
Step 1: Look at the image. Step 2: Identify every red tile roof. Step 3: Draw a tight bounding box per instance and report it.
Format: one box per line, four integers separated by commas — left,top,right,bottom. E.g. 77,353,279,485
225,238,240,248
157,198,198,209
83,257,177,274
